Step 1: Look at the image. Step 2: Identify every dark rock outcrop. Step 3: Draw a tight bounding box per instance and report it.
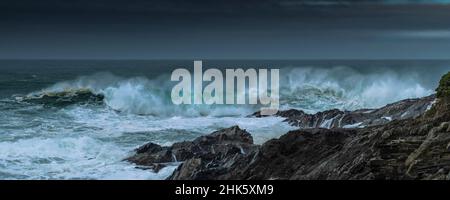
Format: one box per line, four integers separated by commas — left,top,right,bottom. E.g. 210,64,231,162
251,95,435,129
127,72,450,180
235,97,450,180
125,126,258,178
437,72,450,98
160,97,449,180
127,96,448,180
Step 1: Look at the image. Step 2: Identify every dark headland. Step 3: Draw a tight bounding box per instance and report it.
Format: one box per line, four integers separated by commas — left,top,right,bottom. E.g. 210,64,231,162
126,72,450,180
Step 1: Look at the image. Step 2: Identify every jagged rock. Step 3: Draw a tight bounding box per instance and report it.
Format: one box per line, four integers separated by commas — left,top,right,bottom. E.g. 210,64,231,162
222,90,449,180
135,142,164,154
183,101,448,180
127,95,448,179
127,72,450,180
232,128,358,180
251,95,435,129
125,126,257,175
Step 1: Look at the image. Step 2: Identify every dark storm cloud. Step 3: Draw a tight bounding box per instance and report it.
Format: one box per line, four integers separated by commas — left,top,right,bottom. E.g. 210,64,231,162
1,0,450,59
1,1,450,15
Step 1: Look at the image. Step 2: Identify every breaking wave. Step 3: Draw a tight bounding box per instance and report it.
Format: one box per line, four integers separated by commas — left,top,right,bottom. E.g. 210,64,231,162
280,66,433,113
0,64,439,180
20,66,434,116
20,88,104,107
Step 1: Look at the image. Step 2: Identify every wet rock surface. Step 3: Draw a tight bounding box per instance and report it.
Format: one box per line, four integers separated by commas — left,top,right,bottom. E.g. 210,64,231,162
126,96,449,180
251,95,436,129
126,73,450,180
238,105,450,180
125,126,258,178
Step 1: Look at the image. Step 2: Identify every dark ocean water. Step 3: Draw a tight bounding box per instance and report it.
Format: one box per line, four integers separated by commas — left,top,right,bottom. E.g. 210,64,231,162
0,59,448,179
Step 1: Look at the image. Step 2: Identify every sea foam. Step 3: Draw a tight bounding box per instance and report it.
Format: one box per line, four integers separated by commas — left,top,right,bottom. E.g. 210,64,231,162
26,67,433,116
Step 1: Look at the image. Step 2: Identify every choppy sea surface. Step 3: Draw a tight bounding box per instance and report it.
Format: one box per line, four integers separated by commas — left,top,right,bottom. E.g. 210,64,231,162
0,60,448,179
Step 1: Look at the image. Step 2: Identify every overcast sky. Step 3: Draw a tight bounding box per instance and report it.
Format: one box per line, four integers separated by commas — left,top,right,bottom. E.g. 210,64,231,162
2,0,450,59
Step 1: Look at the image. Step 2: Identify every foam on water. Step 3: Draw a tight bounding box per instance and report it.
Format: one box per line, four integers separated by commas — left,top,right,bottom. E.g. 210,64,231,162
281,66,433,113
0,103,294,179
63,105,294,145
0,65,438,179
0,136,177,180
27,66,434,116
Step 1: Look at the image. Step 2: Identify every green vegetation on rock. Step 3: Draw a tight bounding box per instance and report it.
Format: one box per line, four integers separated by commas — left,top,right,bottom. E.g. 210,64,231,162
436,71,450,98
426,71,450,118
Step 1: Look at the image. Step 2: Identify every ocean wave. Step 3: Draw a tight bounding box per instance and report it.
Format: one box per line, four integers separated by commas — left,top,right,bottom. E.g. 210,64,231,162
20,67,434,116
280,66,433,113
21,72,253,117
19,88,104,107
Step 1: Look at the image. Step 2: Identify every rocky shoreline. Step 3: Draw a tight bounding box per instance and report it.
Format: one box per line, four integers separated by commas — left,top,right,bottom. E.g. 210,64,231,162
250,94,435,129
126,72,450,180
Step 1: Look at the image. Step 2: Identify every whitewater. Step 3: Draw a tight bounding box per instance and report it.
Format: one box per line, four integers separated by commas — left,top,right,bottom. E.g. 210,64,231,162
0,60,446,179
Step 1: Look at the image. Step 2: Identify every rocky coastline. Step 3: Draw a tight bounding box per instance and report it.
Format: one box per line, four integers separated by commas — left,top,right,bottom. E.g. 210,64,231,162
250,94,435,129
126,72,450,180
